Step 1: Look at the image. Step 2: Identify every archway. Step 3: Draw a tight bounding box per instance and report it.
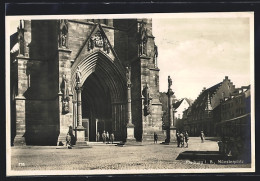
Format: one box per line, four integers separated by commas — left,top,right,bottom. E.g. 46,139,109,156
72,51,127,141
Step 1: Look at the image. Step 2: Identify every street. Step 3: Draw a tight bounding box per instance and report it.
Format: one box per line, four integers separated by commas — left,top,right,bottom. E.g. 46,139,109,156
10,137,251,171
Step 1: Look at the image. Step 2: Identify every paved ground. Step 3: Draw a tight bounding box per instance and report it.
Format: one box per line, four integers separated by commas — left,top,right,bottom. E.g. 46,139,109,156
10,137,251,171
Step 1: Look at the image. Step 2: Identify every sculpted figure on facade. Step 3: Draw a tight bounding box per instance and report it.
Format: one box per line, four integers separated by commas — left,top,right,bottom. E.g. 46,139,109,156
126,66,131,87
142,83,152,116
154,44,158,67
61,74,70,113
139,22,148,56
76,66,82,84
103,38,110,54
59,20,68,48
87,30,110,53
18,20,25,55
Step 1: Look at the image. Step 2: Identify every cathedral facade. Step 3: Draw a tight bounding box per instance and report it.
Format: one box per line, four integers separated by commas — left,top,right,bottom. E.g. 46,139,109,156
10,19,163,145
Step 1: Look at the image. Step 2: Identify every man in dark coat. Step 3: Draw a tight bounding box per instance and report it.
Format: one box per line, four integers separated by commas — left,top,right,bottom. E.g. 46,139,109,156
179,132,184,147
154,132,158,144
102,130,106,143
176,131,180,147
110,132,115,144
184,131,189,148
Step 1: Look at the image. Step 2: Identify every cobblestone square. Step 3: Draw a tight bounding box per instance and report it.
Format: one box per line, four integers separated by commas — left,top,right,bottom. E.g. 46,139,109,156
10,138,251,173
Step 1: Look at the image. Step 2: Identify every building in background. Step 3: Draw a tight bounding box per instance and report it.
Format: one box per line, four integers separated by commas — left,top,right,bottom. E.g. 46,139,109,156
10,19,163,146
172,98,192,131
183,76,236,136
216,85,251,161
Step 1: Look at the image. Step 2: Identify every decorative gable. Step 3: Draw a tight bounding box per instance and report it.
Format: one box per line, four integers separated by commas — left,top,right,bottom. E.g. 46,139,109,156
73,24,119,65
87,30,110,54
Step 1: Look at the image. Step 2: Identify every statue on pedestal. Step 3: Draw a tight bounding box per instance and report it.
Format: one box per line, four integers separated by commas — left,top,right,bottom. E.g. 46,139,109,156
76,66,81,85
59,20,68,48
139,22,148,56
153,44,158,67
126,66,131,87
61,74,70,114
142,83,152,116
168,75,172,89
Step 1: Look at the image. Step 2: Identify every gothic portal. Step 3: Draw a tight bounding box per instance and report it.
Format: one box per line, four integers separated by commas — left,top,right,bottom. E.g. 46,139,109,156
10,19,163,145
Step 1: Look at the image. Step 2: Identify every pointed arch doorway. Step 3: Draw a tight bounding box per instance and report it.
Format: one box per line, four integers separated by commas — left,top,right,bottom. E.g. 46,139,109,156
72,51,127,141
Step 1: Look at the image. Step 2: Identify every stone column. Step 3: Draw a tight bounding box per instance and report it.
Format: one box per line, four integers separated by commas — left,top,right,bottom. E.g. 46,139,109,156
165,76,176,143
75,82,86,144
13,57,28,146
126,67,135,141
14,96,26,146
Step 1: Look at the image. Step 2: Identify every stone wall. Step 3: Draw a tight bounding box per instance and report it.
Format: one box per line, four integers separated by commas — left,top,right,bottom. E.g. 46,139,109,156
13,20,61,146
131,59,142,141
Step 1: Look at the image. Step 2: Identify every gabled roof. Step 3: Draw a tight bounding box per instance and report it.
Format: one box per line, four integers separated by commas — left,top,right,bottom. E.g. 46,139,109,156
191,82,222,111
184,98,193,106
173,99,184,109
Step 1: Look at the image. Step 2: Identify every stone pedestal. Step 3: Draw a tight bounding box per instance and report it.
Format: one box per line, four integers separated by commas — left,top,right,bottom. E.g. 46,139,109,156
126,123,135,141
75,126,88,146
14,96,26,146
75,127,85,141
170,126,177,142
13,136,26,146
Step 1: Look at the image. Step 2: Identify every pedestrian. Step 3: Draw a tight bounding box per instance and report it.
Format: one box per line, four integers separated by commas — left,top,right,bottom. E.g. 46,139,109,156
184,131,189,148
176,131,180,147
68,126,76,145
96,132,100,142
154,132,158,144
201,131,205,143
102,130,106,143
110,132,115,144
106,131,110,144
66,133,71,148
179,132,184,147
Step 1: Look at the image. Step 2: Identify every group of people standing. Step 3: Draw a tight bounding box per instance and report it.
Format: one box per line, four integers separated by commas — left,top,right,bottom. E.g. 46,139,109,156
176,131,189,148
96,131,115,144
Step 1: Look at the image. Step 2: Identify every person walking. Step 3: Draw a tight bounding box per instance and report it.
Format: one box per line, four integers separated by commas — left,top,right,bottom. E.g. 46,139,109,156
154,132,158,144
201,131,205,143
110,132,115,144
176,131,180,147
179,132,184,147
96,132,100,142
184,131,189,148
106,131,110,144
66,133,71,148
102,130,106,143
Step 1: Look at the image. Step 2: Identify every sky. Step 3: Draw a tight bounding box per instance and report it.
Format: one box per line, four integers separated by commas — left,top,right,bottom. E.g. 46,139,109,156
152,16,252,100
8,13,253,101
